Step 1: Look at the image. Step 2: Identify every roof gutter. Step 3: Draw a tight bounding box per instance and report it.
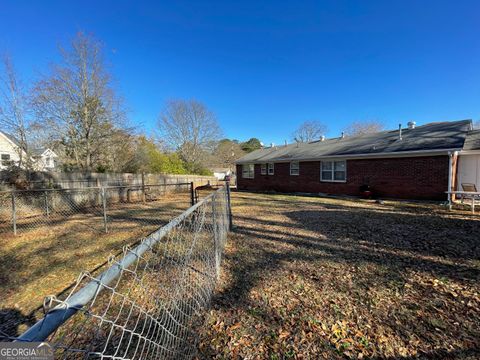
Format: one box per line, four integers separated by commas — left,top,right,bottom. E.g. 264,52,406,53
458,150,480,155
235,148,462,164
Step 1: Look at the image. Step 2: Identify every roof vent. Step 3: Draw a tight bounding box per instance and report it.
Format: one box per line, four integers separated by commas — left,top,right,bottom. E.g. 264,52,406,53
320,135,326,142
407,121,416,129
270,142,275,148
340,132,345,139
398,124,403,140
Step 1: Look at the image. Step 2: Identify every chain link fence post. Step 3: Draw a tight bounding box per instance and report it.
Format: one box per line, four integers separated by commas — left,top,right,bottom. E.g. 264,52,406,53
11,190,17,235
101,187,108,233
226,181,233,230
44,190,50,217
211,193,220,278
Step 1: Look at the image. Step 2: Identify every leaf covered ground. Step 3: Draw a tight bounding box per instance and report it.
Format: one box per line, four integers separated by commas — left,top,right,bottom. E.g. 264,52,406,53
198,192,480,359
0,193,192,339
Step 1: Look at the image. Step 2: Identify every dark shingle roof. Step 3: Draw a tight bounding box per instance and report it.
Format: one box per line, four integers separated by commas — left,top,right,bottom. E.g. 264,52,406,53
236,120,472,163
463,130,480,151
31,147,47,156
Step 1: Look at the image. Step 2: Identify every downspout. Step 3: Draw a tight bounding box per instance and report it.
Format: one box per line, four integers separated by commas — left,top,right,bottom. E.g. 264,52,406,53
447,151,458,209
447,151,452,195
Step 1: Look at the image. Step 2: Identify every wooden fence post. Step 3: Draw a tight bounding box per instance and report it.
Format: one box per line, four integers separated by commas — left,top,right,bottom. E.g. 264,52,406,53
190,182,195,206
141,172,146,203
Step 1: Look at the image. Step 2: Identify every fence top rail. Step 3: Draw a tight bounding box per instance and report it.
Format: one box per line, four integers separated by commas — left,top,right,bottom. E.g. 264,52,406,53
0,182,195,194
17,186,226,343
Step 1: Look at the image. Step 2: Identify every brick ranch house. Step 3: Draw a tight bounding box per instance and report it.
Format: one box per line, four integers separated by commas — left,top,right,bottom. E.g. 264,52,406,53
235,120,480,200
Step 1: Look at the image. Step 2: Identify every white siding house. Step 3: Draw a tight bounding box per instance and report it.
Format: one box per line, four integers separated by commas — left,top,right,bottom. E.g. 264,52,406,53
0,130,23,170
0,130,58,171
211,168,232,180
32,148,58,170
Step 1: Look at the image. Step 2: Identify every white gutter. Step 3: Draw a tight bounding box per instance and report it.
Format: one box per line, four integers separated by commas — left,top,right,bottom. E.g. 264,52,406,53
236,148,462,164
458,150,480,155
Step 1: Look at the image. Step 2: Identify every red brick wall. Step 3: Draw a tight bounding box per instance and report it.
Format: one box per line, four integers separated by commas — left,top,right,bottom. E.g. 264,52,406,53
236,155,450,200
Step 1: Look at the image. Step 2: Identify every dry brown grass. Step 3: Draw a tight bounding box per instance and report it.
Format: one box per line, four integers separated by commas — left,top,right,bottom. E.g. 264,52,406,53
199,191,480,359
0,193,193,338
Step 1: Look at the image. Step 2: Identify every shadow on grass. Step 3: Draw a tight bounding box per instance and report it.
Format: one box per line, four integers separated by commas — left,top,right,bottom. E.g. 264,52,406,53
209,195,480,358
0,308,36,340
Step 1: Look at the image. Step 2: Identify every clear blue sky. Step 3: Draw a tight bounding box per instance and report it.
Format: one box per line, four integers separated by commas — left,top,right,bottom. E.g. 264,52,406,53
1,0,479,145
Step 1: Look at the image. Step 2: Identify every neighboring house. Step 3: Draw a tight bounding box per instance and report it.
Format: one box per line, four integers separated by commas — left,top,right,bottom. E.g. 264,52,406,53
211,167,232,180
0,130,58,171
0,130,22,169
31,148,58,170
236,120,480,200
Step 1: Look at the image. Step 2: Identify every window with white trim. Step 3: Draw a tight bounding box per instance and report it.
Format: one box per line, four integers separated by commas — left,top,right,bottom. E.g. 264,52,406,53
1,154,11,166
242,164,254,178
268,163,274,175
321,160,346,182
261,163,267,175
290,161,299,176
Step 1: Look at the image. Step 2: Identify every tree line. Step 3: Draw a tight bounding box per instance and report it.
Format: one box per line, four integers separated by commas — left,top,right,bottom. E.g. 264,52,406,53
0,32,264,175
0,31,392,176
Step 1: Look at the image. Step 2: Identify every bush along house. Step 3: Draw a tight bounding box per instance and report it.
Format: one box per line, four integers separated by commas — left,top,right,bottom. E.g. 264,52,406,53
235,120,480,200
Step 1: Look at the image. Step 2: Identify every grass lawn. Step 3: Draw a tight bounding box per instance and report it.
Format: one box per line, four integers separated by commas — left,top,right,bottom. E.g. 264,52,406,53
199,191,480,359
0,193,192,339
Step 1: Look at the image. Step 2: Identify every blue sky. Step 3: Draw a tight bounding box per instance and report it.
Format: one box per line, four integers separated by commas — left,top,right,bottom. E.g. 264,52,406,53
0,0,479,144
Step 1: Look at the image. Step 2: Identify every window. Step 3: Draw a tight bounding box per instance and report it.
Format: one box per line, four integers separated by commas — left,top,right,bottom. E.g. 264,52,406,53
321,160,346,182
290,162,300,176
1,154,11,166
268,163,274,175
242,164,254,179
261,163,267,175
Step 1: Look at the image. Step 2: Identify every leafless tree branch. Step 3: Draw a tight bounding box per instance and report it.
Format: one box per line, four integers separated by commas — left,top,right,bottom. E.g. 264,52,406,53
343,120,385,136
291,121,328,143
0,54,33,168
32,32,127,170
158,99,222,171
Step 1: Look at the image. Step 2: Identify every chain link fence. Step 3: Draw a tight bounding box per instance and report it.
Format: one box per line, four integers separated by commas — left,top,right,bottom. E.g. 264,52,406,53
5,185,231,359
0,183,196,235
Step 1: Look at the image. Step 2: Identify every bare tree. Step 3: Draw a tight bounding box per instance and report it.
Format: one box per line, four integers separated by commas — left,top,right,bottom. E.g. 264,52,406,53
343,120,385,136
0,54,32,168
158,99,221,171
213,139,245,170
32,32,126,170
291,121,328,143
